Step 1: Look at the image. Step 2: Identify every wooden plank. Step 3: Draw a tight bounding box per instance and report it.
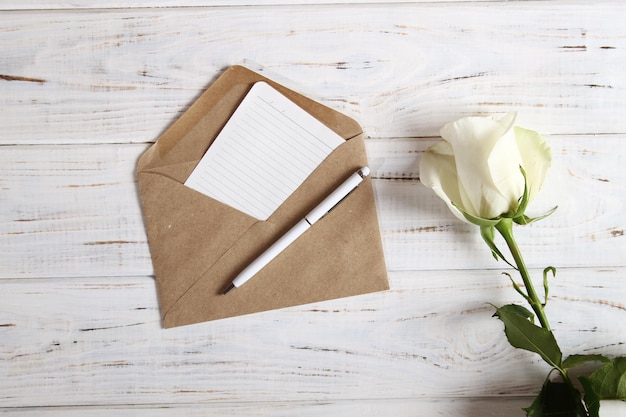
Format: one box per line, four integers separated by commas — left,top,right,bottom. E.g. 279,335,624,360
1,135,624,278
1,0,503,10
1,268,624,407
0,144,153,278
0,398,531,417
2,2,623,415
1,2,625,144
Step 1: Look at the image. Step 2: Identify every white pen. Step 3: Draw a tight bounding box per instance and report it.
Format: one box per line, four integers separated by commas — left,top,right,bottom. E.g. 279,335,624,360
222,167,370,294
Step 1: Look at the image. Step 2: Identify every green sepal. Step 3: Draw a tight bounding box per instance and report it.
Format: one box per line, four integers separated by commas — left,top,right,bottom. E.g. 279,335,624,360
510,165,558,225
494,304,562,369
455,203,501,227
512,165,531,219
514,206,558,226
480,225,515,268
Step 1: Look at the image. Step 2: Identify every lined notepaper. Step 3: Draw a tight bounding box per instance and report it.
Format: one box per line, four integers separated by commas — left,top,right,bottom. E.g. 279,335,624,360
184,81,345,220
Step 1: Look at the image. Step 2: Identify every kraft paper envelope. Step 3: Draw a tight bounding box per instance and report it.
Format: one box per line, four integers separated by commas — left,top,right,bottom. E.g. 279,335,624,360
137,65,389,328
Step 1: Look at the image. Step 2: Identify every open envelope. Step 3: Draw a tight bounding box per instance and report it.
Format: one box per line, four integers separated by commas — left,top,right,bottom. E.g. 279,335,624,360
137,65,389,327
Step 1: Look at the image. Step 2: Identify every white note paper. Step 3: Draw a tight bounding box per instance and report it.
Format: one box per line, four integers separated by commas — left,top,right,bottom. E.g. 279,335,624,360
184,81,345,220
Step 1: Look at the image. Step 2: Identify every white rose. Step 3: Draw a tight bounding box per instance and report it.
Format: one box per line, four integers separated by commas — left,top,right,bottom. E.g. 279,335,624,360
419,113,551,223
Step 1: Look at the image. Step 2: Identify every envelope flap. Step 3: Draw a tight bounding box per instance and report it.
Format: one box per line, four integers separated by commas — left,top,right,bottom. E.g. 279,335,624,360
137,169,262,315
137,65,363,174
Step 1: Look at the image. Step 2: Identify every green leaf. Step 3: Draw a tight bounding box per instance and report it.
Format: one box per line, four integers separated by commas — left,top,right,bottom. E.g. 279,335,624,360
563,354,610,370
494,304,562,368
499,303,534,320
523,383,545,417
579,376,601,417
588,357,626,399
524,378,586,417
543,381,585,417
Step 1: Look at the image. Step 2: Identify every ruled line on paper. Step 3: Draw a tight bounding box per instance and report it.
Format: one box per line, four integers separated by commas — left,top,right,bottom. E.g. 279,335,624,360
184,81,345,220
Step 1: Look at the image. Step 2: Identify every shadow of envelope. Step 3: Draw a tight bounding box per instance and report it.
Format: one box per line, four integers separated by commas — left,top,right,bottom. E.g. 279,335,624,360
137,65,389,328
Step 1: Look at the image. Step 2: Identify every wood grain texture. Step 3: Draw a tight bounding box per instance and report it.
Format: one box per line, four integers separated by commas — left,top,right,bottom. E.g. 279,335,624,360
1,135,624,279
0,398,531,417
1,2,625,144
1,269,624,408
1,0,502,10
2,1,625,415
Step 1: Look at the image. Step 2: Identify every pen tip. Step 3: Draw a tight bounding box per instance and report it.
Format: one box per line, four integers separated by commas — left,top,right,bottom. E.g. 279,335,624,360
222,283,235,295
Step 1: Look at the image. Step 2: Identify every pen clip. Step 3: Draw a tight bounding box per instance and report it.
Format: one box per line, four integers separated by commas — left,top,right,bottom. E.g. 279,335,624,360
305,167,369,224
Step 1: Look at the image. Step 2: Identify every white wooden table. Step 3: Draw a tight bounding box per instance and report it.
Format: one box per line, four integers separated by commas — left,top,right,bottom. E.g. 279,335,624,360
2,1,625,415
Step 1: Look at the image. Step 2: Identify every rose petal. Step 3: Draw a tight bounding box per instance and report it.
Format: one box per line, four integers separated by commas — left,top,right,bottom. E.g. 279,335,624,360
487,113,525,216
514,126,552,203
441,113,522,219
419,141,467,222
